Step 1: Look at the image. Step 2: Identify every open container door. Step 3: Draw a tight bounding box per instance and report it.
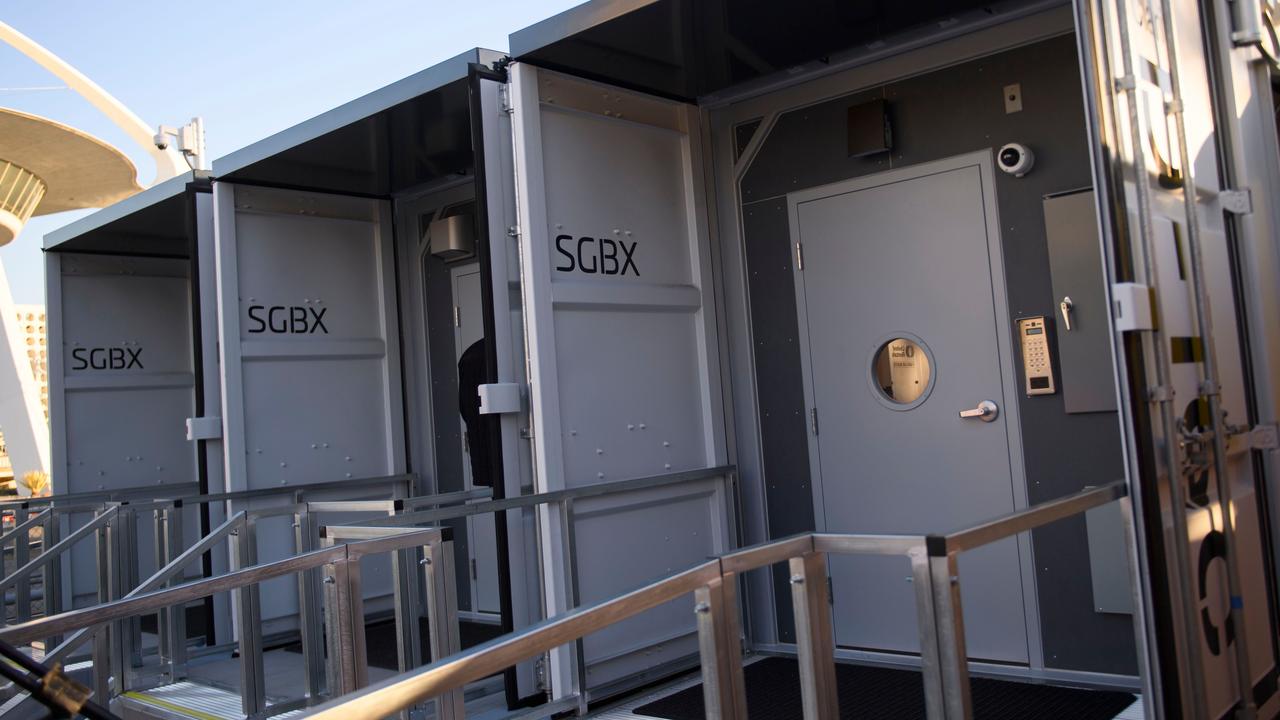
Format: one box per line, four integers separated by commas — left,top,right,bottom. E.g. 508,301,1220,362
1077,0,1280,714
506,61,733,699
209,50,542,700
44,170,219,633
210,179,405,633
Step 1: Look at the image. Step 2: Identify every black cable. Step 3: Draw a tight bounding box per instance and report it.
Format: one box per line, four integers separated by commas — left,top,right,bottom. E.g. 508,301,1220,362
0,638,120,720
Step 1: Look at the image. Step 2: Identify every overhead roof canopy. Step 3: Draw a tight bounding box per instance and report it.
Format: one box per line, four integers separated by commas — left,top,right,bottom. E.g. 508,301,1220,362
213,48,506,197
510,0,1038,102
43,171,208,256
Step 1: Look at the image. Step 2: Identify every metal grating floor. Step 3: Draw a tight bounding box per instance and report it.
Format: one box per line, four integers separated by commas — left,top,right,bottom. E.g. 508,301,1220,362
122,682,252,720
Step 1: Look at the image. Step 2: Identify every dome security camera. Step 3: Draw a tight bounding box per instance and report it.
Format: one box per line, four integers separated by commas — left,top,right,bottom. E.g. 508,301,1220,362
997,143,1035,177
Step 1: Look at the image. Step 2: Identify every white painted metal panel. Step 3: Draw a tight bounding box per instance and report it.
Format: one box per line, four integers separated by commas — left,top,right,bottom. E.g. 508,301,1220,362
213,183,405,631
49,250,203,607
508,63,731,696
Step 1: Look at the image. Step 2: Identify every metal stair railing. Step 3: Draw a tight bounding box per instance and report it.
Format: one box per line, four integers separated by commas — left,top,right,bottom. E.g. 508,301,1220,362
0,524,461,719
0,477,484,711
301,481,1132,720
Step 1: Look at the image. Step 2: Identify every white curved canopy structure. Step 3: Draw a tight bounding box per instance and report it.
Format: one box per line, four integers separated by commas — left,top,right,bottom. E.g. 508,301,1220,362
0,107,143,245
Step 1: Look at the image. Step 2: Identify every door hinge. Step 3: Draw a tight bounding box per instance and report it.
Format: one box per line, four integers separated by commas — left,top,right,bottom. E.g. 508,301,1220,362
1228,0,1265,46
1241,423,1280,451
534,654,548,690
499,84,514,115
470,558,478,580
507,225,520,239
810,407,820,436
1220,188,1253,215
827,577,834,605
795,242,805,271
453,306,461,328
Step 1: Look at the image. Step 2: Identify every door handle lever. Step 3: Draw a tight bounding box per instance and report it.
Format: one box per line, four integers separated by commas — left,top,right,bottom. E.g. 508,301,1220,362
1060,296,1073,331
959,400,999,422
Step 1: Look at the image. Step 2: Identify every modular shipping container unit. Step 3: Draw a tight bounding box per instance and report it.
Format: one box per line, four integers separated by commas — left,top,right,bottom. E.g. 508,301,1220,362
40,0,1280,718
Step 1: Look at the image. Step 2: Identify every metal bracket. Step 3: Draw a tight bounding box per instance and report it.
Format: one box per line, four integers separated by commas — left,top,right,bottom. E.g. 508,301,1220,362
1220,188,1254,215
1251,423,1280,450
1148,385,1174,403
1112,283,1155,331
478,383,522,415
185,416,223,441
1230,0,1266,45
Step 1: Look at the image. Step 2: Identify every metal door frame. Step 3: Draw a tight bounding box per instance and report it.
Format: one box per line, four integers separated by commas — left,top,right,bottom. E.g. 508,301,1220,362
785,150,1042,671
449,260,502,621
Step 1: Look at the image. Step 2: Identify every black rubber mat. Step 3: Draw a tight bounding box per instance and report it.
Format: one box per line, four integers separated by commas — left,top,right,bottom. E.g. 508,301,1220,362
632,657,1136,720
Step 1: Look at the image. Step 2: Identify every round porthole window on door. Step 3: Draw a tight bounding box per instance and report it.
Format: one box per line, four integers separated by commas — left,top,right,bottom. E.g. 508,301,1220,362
869,334,935,410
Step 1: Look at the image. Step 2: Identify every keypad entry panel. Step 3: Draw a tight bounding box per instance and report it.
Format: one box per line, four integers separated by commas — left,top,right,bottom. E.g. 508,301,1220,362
1017,316,1056,396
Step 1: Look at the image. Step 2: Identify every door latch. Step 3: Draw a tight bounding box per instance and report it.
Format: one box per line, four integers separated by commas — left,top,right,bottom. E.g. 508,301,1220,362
958,400,999,422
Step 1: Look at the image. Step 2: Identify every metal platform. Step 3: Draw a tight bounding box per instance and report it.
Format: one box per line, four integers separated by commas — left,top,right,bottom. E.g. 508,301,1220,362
115,647,510,720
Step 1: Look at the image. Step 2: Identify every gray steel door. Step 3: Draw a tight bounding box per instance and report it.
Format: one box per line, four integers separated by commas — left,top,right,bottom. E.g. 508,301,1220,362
790,153,1030,663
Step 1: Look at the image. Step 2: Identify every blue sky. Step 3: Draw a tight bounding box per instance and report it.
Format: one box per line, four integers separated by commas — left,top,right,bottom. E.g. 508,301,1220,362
1,0,582,304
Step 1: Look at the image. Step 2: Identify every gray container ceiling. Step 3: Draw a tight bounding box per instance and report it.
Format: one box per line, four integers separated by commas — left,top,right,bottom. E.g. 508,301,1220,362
212,48,505,197
508,0,1056,102
42,170,209,255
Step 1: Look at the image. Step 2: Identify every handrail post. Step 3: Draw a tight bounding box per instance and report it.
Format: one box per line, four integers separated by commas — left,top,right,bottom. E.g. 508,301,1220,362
121,504,143,671
163,502,188,680
295,508,326,702
323,546,368,697
233,513,265,716
389,545,422,719
13,505,31,625
108,507,129,696
909,546,946,720
927,538,972,719
559,497,588,715
92,509,113,702
789,552,838,720
694,572,747,720
422,534,462,720
42,509,62,649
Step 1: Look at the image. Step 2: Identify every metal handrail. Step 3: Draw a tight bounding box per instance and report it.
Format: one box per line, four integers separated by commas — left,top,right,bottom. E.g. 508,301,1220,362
0,507,117,596
0,472,414,514
302,481,1130,720
0,545,342,646
345,466,734,529
0,482,200,512
0,506,52,549
32,511,251,678
0,484,482,715
0,525,458,716
176,473,416,506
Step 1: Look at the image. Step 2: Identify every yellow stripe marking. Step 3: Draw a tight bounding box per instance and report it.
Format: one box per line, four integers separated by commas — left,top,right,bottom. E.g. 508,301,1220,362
122,691,227,720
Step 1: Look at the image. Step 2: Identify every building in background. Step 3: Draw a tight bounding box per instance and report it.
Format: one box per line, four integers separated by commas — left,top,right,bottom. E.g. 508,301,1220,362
14,304,47,421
